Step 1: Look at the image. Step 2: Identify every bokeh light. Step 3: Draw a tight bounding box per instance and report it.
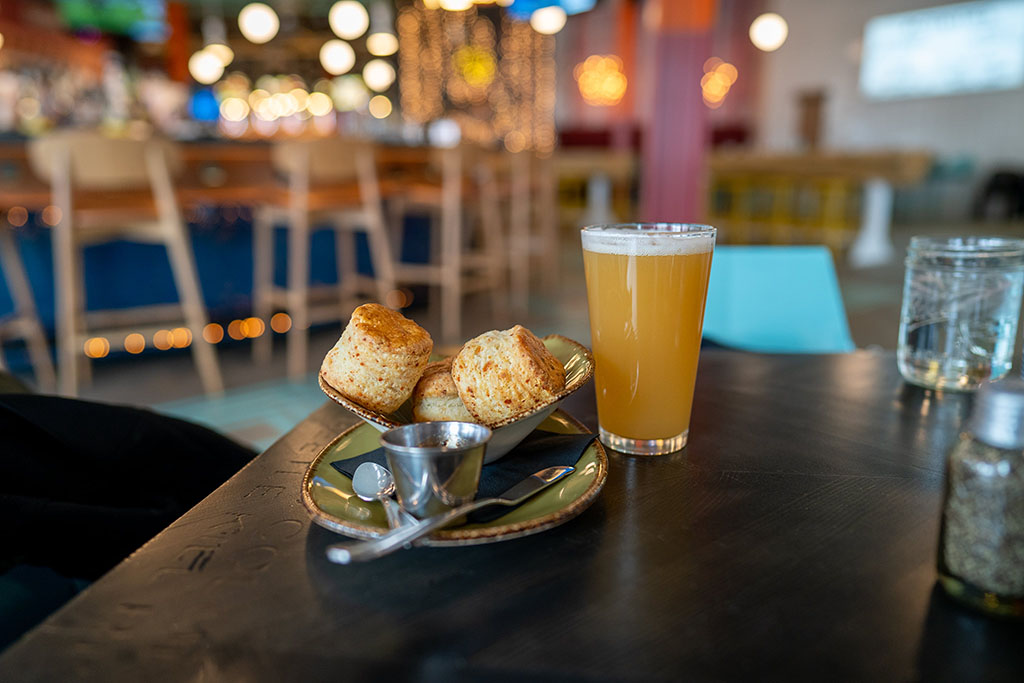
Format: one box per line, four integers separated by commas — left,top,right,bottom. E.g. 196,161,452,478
239,3,280,44
367,32,399,57
270,312,292,333
574,55,627,107
203,323,225,344
189,49,225,85
363,60,397,92
84,337,110,359
320,39,356,75
750,13,788,52
124,333,146,354
368,95,393,118
329,1,370,40
530,6,567,35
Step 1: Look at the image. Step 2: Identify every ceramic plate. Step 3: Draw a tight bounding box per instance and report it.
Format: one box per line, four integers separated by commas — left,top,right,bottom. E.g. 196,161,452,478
318,334,595,463
301,409,608,545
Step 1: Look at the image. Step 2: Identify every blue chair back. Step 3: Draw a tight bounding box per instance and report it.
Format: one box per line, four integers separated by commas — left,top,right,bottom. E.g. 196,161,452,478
702,245,855,353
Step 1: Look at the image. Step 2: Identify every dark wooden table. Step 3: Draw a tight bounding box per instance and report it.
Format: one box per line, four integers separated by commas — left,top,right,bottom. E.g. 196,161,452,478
2,351,1022,681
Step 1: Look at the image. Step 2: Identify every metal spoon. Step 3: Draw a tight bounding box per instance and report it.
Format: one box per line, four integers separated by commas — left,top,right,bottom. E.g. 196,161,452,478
351,462,410,530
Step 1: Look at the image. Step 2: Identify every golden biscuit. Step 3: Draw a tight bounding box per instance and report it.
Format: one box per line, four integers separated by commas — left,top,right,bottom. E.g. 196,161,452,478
451,325,565,427
320,303,432,414
411,358,476,423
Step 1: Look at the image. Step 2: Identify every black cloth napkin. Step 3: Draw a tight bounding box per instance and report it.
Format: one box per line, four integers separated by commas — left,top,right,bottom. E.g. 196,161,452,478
330,429,596,524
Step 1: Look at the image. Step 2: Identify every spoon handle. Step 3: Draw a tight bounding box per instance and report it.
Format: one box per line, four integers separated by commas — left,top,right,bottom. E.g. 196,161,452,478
326,498,503,564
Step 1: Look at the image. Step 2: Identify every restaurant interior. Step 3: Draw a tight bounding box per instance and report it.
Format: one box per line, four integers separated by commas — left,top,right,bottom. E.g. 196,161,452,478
3,0,1024,671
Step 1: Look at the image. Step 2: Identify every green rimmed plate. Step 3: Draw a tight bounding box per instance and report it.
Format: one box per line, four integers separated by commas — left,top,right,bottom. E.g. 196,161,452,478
301,409,608,546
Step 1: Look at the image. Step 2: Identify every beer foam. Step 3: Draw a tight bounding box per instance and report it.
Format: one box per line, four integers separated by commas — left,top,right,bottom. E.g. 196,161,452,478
581,227,715,256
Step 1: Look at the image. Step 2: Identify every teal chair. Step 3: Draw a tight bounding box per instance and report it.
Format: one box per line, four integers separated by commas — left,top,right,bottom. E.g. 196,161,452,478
702,245,855,353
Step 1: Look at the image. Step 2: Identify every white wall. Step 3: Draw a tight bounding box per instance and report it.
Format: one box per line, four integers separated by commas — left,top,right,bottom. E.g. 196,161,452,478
759,0,1024,174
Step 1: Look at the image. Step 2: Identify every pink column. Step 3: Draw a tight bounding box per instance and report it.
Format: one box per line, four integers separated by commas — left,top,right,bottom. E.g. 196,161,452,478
640,0,716,223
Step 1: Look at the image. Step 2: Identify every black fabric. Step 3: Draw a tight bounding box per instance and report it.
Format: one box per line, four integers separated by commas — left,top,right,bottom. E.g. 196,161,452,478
331,429,596,523
0,394,256,580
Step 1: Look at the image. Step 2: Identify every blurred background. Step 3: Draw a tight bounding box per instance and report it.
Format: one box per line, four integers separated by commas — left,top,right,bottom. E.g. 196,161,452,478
1,0,1023,447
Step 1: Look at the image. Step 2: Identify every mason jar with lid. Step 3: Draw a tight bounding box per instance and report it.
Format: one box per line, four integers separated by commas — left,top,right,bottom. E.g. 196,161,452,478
897,236,1024,391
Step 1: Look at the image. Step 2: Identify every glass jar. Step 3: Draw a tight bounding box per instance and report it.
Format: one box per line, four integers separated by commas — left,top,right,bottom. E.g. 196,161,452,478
897,236,1024,391
937,378,1024,618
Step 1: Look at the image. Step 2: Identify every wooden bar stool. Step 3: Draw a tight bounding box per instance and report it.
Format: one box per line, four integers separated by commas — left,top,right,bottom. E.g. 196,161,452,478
0,225,57,391
390,144,508,344
252,137,399,380
27,131,223,397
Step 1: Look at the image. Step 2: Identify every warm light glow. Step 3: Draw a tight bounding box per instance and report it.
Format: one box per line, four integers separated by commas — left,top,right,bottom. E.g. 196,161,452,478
6,206,28,227
574,54,627,106
368,94,393,118
238,3,280,44
153,330,173,350
227,319,247,340
332,75,370,110
320,39,356,75
439,0,472,10
367,32,399,57
0,33,5,51
84,337,110,359
362,59,396,92
717,62,738,84
124,333,146,354
188,49,225,85
307,91,335,116
220,97,250,122
270,312,292,333
41,205,62,226
203,323,225,344
454,46,497,88
329,1,370,40
750,12,788,52
243,317,265,338
171,327,193,348
530,6,567,35
422,0,441,8
205,43,234,67
701,59,738,108
384,289,408,308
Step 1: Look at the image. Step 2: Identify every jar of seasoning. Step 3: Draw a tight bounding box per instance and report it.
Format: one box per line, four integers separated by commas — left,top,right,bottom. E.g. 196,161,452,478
937,378,1024,618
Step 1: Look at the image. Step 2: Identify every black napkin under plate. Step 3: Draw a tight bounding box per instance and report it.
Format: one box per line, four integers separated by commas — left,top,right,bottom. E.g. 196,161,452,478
330,429,597,524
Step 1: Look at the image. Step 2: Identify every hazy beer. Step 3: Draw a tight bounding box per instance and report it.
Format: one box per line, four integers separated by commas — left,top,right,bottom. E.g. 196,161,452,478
581,224,715,455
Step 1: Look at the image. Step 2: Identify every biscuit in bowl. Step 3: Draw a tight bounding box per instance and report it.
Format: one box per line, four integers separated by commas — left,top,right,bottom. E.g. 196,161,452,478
452,325,566,428
320,303,433,414
412,358,475,423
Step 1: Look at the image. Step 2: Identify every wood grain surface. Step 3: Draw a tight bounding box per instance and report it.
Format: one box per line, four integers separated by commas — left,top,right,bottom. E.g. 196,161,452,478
2,350,1022,681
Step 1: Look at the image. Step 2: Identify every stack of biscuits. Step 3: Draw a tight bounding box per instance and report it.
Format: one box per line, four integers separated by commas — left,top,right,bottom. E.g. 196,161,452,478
320,303,566,428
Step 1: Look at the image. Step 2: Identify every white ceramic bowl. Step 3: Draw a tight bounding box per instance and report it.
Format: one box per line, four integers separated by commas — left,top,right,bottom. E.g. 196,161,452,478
319,334,594,463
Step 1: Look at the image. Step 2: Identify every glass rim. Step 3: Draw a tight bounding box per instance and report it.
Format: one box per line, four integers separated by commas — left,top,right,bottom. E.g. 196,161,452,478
909,235,1024,256
581,222,716,237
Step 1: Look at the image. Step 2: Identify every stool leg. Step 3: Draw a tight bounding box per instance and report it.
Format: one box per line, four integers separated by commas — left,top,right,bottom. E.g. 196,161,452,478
365,208,398,309
164,220,224,395
0,228,56,391
509,152,530,314
536,156,559,291
53,218,79,396
252,208,274,365
286,209,310,381
478,169,509,325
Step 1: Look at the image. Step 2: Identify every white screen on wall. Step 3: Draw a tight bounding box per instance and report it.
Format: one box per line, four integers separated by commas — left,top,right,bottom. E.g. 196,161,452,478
860,0,1024,100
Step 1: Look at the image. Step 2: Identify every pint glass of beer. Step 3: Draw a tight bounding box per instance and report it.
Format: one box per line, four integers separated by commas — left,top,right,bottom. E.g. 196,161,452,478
581,224,716,455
